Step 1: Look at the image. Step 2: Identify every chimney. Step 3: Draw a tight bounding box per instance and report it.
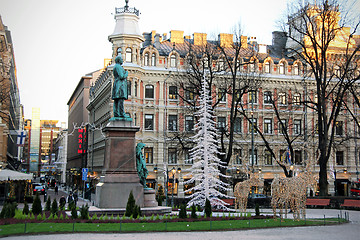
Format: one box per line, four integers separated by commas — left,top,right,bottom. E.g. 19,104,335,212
154,33,161,48
193,32,207,45
218,33,233,48
241,35,248,48
170,30,184,44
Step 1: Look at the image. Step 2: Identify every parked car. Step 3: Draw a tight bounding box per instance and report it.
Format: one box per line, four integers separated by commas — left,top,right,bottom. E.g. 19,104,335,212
33,185,46,195
247,193,271,207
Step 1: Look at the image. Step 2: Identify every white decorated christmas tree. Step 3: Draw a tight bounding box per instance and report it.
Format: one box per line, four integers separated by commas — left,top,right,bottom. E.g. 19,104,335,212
184,74,231,210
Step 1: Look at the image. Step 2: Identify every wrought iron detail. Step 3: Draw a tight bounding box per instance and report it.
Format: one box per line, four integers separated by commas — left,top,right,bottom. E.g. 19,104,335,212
115,7,140,16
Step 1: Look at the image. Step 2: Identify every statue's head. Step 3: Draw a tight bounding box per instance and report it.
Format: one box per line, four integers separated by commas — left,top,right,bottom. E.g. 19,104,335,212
136,142,146,151
115,54,123,64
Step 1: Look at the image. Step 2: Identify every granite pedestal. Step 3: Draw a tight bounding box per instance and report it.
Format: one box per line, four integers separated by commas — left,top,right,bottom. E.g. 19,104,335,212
95,120,144,208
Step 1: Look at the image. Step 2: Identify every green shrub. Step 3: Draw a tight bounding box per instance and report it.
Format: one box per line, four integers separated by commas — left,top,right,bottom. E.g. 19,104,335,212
191,204,197,219
92,213,98,220
45,196,51,211
23,202,30,215
51,199,58,216
31,194,42,216
80,204,89,220
36,214,42,220
179,204,187,219
71,206,78,219
59,213,64,220
255,203,260,216
0,202,17,218
14,210,25,220
125,191,136,217
205,198,212,218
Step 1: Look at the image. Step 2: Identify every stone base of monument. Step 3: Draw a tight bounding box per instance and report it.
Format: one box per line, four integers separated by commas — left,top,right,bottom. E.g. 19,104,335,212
96,181,144,208
88,205,172,216
144,188,157,207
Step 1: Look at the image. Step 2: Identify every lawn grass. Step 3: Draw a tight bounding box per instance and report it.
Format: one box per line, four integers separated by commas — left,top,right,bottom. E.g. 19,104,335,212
0,217,347,237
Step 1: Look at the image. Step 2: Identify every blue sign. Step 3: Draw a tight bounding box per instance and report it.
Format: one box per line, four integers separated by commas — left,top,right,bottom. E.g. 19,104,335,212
82,168,88,181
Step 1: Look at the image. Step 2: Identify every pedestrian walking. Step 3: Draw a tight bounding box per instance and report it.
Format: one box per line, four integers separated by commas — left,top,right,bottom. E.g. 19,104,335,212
54,185,58,195
73,191,78,206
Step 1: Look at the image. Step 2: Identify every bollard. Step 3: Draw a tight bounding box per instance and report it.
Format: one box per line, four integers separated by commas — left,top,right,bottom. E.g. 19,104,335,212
73,222,75,232
210,220,212,230
165,221,167,231
120,221,122,232
24,222,26,233
324,215,326,225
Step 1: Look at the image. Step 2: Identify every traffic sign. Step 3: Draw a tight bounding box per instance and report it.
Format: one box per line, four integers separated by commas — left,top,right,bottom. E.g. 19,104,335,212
82,168,88,181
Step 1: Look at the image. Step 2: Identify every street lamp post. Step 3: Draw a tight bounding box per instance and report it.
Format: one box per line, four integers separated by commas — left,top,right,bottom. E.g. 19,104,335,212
154,166,181,208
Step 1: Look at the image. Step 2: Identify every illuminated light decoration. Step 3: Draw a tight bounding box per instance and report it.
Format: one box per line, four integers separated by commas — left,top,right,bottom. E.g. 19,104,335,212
271,161,317,220
234,168,263,213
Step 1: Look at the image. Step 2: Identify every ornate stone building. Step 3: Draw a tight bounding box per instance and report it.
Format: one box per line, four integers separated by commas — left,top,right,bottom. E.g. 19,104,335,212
87,2,360,199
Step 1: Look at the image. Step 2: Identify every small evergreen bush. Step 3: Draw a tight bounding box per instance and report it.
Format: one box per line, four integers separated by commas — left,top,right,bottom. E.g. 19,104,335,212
31,194,42,216
51,199,58,216
204,198,212,218
71,206,78,219
191,204,197,219
179,204,187,219
255,203,260,216
45,196,51,211
79,204,89,220
125,191,136,217
22,202,30,215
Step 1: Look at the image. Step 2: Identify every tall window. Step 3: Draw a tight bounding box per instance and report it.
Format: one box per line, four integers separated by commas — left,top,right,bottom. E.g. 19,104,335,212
294,120,302,135
185,116,194,132
217,117,226,131
145,84,154,98
144,114,154,130
127,81,131,96
279,62,285,74
151,53,156,66
184,148,192,164
336,151,344,165
134,82,137,97
169,86,177,100
265,150,272,165
185,88,195,101
264,91,272,104
249,62,256,72
279,92,287,105
168,148,177,164
293,93,301,105
144,53,149,66
280,149,286,163
249,149,258,165
335,121,343,136
265,61,270,73
126,48,132,63
144,147,153,164
249,90,257,104
264,118,273,134
234,118,242,133
168,115,178,132
295,150,302,165
249,118,257,133
279,119,287,135
170,54,177,68
218,88,226,102
234,149,242,165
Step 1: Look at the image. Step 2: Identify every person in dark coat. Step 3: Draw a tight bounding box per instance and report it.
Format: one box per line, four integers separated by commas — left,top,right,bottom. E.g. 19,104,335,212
54,185,58,195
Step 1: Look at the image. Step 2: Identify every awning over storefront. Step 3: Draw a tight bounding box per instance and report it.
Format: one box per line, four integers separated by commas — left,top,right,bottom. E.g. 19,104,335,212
0,169,33,181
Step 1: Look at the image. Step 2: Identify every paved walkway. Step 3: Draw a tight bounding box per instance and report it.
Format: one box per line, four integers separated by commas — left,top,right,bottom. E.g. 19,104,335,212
3,208,360,240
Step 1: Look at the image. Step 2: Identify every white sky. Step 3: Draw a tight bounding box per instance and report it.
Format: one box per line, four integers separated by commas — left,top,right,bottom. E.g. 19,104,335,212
0,0,358,125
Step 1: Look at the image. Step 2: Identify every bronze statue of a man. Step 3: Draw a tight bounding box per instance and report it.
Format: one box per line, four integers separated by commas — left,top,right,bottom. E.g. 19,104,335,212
111,54,131,120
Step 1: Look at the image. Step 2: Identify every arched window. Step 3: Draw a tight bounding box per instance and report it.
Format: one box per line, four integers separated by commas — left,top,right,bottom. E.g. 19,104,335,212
170,54,177,68
265,61,270,73
279,62,285,74
144,53,149,66
126,48,132,63
151,53,156,66
145,84,154,98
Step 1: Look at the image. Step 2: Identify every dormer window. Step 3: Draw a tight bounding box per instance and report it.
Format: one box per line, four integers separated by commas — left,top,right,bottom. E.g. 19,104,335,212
151,53,156,66
279,62,285,74
144,53,149,66
265,62,270,73
170,54,177,68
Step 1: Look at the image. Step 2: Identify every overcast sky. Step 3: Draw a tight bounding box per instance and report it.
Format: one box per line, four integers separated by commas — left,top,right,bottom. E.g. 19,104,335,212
0,0,359,125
